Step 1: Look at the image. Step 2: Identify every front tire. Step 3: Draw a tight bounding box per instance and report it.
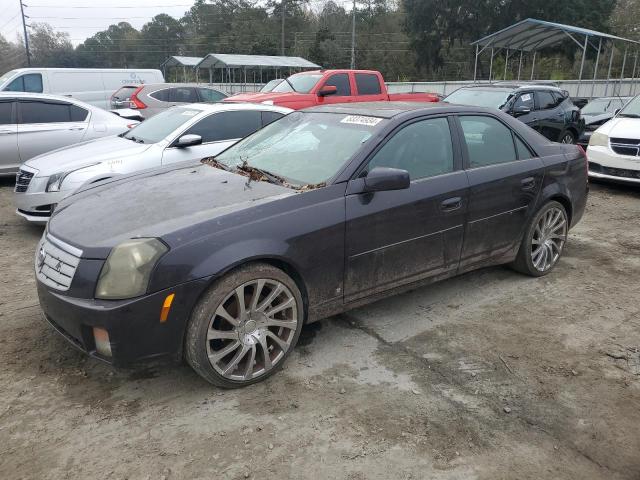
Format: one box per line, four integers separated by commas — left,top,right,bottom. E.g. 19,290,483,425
185,263,304,388
511,201,568,277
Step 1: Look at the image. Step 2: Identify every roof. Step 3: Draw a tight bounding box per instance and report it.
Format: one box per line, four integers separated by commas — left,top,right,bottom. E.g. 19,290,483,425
472,18,639,52
160,56,203,68
0,91,99,108
172,102,292,114
196,54,320,70
453,83,564,92
307,101,471,119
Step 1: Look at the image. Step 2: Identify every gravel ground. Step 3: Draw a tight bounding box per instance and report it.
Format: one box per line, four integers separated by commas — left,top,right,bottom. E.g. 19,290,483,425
0,177,639,480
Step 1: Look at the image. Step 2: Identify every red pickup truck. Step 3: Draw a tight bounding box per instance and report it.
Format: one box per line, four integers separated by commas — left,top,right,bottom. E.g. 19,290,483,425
225,69,439,110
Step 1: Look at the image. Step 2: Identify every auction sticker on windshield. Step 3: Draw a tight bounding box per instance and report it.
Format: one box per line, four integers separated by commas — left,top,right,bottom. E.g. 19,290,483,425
340,115,383,126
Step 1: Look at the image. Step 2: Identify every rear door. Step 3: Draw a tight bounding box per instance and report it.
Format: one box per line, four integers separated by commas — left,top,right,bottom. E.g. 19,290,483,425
0,99,18,174
456,114,544,269
353,72,386,102
161,110,262,165
17,99,89,163
344,116,468,301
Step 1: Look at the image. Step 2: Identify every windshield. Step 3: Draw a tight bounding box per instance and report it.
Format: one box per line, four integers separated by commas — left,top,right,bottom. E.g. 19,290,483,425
0,70,17,86
272,74,323,94
260,79,283,92
215,111,386,187
122,106,200,144
444,88,513,109
617,96,640,118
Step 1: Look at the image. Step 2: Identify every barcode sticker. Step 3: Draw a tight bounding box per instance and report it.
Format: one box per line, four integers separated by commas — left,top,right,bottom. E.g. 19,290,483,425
341,115,383,126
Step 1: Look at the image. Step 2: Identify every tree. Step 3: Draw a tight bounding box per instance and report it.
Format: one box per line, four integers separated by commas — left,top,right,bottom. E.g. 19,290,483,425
28,23,76,67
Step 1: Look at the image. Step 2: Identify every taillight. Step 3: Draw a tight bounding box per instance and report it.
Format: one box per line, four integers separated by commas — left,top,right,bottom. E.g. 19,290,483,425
577,144,588,180
129,86,146,109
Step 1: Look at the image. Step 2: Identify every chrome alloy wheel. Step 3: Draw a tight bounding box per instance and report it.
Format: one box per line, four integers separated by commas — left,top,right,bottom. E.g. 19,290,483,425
531,207,567,272
561,133,574,144
205,279,299,381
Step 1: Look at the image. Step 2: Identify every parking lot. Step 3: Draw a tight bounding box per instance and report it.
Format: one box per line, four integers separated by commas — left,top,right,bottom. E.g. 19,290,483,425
0,176,639,479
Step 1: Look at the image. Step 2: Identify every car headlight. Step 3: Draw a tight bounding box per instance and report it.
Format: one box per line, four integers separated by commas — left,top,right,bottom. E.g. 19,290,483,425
46,172,68,192
589,131,609,147
96,238,168,299
46,163,100,192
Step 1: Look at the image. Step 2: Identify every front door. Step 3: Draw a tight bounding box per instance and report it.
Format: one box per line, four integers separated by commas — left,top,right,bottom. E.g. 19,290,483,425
0,99,18,174
510,91,538,130
344,116,468,302
316,73,354,105
456,114,544,268
535,90,566,142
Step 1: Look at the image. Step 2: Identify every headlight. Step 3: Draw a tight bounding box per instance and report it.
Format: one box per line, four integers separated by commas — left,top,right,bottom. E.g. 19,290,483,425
46,172,68,192
589,131,609,147
96,238,168,299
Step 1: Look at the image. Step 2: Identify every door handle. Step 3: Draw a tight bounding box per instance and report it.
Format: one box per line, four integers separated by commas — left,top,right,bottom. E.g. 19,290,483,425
521,177,536,190
68,127,85,131
441,197,462,212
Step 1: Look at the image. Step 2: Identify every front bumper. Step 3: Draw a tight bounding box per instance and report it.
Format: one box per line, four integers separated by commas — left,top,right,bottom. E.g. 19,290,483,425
38,277,211,366
14,180,66,223
587,145,640,185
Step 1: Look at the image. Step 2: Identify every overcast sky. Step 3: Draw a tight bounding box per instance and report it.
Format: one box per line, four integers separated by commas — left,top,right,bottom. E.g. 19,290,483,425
1,0,198,46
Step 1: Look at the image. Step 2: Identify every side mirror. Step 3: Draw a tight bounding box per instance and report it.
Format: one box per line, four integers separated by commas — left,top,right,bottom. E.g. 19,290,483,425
512,106,531,117
318,85,338,97
176,134,202,148
363,167,410,193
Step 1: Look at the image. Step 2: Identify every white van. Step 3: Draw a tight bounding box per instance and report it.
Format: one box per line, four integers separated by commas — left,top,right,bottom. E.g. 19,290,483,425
0,68,164,110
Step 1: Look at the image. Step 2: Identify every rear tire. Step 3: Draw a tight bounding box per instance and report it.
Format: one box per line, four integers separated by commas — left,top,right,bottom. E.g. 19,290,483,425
185,263,304,388
511,201,568,277
559,130,576,144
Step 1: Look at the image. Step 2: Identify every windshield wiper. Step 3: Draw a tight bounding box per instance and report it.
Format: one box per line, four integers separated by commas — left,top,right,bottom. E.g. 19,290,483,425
201,156,231,171
236,162,287,186
618,113,640,118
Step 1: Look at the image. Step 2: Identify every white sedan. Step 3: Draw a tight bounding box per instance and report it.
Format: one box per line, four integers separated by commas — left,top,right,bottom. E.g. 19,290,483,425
14,102,291,223
1,92,135,176
587,95,640,185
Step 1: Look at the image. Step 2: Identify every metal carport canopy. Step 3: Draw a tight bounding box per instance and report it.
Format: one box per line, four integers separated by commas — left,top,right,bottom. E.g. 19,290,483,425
472,18,637,52
196,54,320,70
160,56,203,69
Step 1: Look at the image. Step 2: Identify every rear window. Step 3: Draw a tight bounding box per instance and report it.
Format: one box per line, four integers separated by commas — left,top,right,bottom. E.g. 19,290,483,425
355,73,382,95
112,86,138,100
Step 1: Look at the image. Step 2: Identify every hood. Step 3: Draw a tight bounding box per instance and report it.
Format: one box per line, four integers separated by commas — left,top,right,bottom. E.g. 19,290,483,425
25,135,153,176
48,162,295,256
598,117,640,138
583,112,613,126
224,91,305,104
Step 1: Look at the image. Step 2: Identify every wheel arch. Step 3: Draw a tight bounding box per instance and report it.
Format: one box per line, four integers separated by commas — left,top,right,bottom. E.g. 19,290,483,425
545,193,573,226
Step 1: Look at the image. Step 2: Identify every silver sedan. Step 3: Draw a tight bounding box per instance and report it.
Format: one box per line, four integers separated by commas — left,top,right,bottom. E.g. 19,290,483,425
1,92,135,176
14,102,291,223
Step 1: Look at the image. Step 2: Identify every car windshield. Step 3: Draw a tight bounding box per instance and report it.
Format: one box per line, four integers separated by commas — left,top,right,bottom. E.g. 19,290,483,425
0,70,17,86
215,111,386,187
444,88,513,109
617,96,640,118
260,79,283,92
271,74,324,93
580,98,622,115
122,106,200,144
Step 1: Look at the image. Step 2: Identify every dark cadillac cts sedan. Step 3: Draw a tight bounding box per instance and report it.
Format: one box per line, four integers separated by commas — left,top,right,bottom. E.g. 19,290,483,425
36,102,588,387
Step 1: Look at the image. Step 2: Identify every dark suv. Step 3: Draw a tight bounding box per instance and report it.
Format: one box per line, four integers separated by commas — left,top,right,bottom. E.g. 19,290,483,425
444,84,584,144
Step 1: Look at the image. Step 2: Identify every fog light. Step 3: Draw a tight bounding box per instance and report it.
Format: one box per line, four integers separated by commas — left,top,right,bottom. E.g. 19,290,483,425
93,327,112,357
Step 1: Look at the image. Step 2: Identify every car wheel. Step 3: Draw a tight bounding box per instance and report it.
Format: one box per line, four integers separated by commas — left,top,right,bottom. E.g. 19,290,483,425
559,130,576,144
185,263,304,388
511,201,568,277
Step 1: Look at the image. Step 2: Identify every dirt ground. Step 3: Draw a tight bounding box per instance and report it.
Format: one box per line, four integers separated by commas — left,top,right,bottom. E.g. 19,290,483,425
0,177,639,480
